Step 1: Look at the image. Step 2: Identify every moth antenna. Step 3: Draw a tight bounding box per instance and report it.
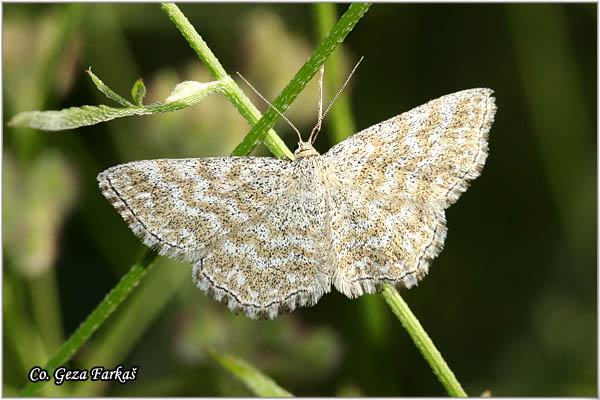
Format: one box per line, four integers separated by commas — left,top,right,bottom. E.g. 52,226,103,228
308,66,325,144
309,56,364,144
236,72,304,144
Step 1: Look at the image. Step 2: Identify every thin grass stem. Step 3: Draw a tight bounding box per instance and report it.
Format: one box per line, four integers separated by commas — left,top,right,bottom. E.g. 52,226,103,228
381,283,468,397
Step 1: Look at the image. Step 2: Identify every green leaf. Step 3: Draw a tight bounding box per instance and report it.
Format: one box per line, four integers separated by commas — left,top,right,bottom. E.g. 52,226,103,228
131,78,147,106
8,79,226,131
86,67,134,107
207,348,293,397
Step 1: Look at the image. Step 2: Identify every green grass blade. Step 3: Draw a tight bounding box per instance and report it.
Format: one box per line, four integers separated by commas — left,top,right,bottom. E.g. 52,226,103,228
87,67,134,107
207,348,293,397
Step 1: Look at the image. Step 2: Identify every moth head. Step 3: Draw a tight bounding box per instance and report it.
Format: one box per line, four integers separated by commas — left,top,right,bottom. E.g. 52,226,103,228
294,141,319,158
237,57,363,161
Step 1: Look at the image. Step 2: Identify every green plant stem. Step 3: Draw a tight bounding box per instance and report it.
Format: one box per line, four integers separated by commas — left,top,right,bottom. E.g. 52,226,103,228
381,283,467,397
232,3,372,157
72,259,189,397
160,2,292,160
20,250,159,397
207,348,293,397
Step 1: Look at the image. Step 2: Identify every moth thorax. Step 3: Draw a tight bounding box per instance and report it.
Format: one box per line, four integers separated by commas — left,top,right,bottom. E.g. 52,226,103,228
295,141,320,158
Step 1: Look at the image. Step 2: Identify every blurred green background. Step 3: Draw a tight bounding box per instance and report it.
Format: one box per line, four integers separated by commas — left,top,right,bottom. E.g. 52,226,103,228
2,3,596,397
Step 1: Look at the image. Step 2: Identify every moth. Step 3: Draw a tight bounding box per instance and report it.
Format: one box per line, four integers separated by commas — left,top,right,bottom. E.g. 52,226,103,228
98,74,496,319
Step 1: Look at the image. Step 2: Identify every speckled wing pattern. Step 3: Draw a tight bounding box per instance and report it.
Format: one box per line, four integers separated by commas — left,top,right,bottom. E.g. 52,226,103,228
98,157,332,319
98,88,496,319
192,156,333,319
324,88,495,297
